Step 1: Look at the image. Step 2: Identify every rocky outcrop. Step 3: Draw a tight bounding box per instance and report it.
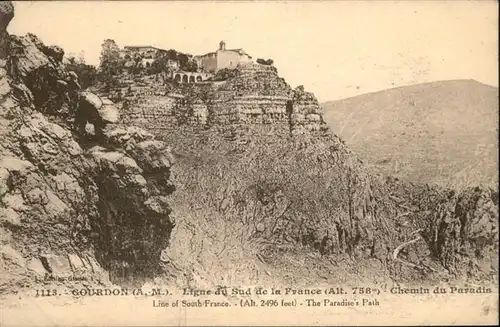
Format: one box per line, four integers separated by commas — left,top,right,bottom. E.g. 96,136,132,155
0,1,14,59
206,64,329,137
379,178,499,280
436,187,498,277
121,63,328,138
289,85,327,135
208,64,291,126
0,7,175,292
88,126,175,285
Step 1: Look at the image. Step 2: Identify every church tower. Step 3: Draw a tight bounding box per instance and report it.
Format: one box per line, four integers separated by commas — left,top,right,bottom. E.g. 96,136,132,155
219,40,226,51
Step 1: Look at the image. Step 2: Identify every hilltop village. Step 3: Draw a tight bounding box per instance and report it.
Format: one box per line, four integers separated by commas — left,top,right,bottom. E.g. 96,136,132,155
116,40,260,84
97,40,325,139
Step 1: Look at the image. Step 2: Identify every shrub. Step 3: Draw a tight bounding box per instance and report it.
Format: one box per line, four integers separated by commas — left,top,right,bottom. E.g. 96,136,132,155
256,58,274,66
213,68,239,81
65,62,98,89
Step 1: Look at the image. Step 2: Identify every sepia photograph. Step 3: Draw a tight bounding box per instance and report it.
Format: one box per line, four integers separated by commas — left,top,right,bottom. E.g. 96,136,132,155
0,0,498,325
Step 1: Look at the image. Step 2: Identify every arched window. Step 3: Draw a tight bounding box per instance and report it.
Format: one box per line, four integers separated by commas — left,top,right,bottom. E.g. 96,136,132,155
145,62,151,68
189,76,195,83
182,75,188,83
174,74,181,82
196,76,202,82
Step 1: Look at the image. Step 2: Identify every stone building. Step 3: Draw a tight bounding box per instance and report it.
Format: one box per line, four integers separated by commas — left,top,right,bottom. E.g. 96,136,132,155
194,41,253,73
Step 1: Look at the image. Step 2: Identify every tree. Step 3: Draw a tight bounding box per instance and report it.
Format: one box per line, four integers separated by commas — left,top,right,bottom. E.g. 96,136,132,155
213,68,238,81
66,56,98,89
184,59,198,72
150,54,169,75
166,49,178,61
257,58,274,66
99,39,121,85
177,53,190,70
66,55,77,65
66,62,97,89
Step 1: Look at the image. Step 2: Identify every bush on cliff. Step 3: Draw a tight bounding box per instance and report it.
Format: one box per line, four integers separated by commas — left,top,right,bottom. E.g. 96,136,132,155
213,68,239,81
257,58,274,66
65,60,98,89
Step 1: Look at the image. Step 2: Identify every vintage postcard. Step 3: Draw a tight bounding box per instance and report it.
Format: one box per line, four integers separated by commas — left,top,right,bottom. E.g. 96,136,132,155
0,1,498,326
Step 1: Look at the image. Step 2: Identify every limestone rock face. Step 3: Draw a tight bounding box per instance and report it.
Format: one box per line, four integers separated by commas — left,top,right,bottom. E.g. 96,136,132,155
382,178,499,279
0,1,14,60
0,1,14,32
209,64,292,129
428,187,499,276
81,91,102,110
121,63,327,139
290,85,328,135
8,33,81,124
0,21,175,292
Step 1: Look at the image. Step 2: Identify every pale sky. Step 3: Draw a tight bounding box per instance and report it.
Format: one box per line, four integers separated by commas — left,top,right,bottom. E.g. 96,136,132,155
7,1,499,102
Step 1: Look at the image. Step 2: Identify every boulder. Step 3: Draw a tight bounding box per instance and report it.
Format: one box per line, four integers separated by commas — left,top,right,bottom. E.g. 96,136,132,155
9,35,51,78
130,140,173,171
80,91,102,110
26,259,47,276
0,155,34,173
43,45,64,62
99,104,120,124
78,92,120,126
101,97,114,105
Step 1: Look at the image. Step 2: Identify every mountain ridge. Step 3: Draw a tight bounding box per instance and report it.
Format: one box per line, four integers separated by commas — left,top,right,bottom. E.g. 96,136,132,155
325,79,497,103
321,79,499,188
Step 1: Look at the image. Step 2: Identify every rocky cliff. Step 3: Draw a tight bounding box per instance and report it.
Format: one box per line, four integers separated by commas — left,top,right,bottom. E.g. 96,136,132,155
0,3,175,293
121,63,328,142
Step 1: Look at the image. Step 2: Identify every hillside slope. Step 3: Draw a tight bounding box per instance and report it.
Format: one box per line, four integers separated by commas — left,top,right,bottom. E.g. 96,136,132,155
115,69,498,288
160,128,499,288
321,80,499,188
